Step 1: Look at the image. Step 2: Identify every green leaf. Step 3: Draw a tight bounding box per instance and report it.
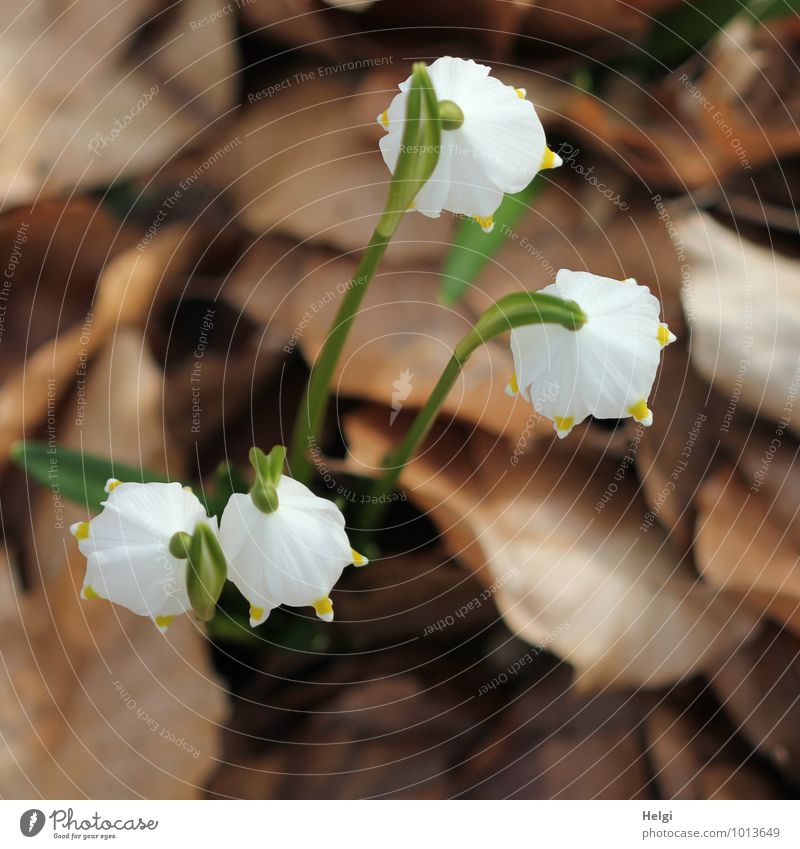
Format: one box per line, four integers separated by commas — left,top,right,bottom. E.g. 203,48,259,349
438,178,544,307
749,0,800,21
642,0,742,69
10,440,167,513
636,0,800,73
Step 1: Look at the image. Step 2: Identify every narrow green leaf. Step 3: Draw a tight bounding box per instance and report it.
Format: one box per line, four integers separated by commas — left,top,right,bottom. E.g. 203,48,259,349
749,0,800,21
439,178,544,307
10,440,167,513
635,0,800,73
642,0,742,69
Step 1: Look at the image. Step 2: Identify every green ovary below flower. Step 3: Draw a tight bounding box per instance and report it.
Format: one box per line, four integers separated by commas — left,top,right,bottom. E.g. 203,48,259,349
219,474,368,627
506,269,676,438
70,479,218,632
377,56,561,232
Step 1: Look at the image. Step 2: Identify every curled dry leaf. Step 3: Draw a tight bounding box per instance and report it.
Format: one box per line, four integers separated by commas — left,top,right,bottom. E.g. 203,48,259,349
0,0,237,206
0,199,132,382
670,16,800,181
680,214,800,437
695,463,800,637
635,341,723,556
0,544,226,798
0,224,195,468
643,703,782,800
344,409,757,690
723,417,800,549
710,625,800,785
556,16,800,193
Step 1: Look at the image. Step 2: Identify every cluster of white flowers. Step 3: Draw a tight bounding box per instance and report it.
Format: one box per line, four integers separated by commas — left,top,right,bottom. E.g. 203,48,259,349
70,57,675,632
377,58,675,438
71,471,367,631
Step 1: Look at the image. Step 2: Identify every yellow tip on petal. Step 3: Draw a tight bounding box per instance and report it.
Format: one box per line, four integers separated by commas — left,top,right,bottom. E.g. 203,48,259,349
505,372,519,397
378,109,389,130
154,615,175,632
351,548,369,568
249,605,267,626
313,597,334,622
70,521,90,540
515,87,527,99
82,584,101,600
657,323,676,347
553,415,574,438
628,399,653,426
540,147,563,170
104,478,121,494
473,214,494,233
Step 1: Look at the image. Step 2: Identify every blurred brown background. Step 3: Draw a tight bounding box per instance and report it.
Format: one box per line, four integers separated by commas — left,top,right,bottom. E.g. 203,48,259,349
0,0,799,799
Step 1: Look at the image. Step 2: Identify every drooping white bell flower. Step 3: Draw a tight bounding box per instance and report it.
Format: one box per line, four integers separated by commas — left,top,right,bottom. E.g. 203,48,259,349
507,269,676,438
219,475,368,627
70,479,218,631
377,56,561,232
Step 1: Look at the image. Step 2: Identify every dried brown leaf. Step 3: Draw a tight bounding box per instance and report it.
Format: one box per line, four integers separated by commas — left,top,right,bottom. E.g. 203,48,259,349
695,463,800,636
345,410,757,690
0,546,226,798
0,0,237,205
711,625,800,784
681,214,800,437
644,704,782,800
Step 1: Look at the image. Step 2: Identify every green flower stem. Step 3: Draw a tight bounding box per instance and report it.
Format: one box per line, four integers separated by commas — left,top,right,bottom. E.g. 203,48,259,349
357,347,467,532
288,62,441,482
287,230,392,481
358,292,587,530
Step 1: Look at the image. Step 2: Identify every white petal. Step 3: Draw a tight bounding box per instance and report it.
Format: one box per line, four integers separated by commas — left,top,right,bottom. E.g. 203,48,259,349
510,270,669,433
377,56,550,220
220,481,353,615
76,482,210,619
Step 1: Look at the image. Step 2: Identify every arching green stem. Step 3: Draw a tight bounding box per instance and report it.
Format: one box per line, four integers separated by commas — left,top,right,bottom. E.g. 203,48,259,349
357,292,586,530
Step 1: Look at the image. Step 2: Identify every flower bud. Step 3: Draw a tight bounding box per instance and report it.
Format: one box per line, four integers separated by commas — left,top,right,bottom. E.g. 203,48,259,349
185,522,228,622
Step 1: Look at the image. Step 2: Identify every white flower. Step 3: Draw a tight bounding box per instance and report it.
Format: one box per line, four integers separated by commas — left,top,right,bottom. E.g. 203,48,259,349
507,269,676,438
219,476,368,627
70,479,217,631
377,56,561,232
